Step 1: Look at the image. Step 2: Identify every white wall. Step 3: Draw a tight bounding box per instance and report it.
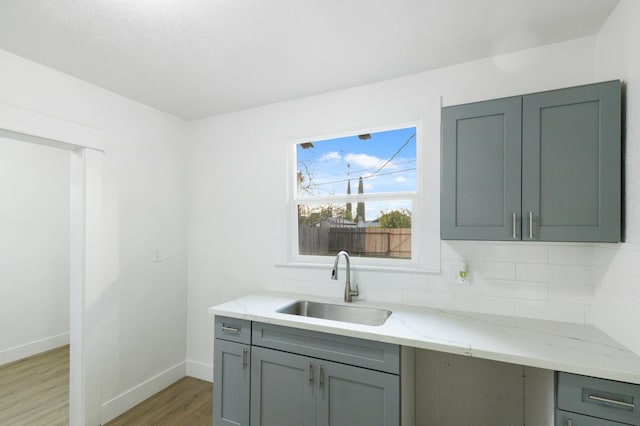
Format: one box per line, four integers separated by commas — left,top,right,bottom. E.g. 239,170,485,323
0,49,188,421
592,0,640,357
0,136,70,365
186,36,603,377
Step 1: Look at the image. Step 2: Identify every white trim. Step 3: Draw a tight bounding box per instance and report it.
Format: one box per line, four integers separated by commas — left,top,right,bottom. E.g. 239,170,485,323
0,332,70,366
69,149,104,426
186,359,213,382
101,361,187,424
0,103,104,151
287,114,441,272
274,262,436,274
1,106,104,425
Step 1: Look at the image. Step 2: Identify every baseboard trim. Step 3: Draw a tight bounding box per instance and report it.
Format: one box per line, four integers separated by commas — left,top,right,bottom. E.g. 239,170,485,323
101,361,186,423
186,359,213,382
0,332,70,366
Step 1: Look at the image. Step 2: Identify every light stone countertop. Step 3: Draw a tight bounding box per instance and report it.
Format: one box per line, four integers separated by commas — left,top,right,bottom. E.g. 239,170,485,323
208,292,640,385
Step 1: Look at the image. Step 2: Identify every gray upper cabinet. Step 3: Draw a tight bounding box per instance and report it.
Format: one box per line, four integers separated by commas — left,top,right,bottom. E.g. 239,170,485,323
441,80,622,242
522,82,621,242
441,96,523,240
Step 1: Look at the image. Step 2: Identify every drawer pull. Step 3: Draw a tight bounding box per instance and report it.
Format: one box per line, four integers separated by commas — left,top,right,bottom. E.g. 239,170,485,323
307,364,314,386
221,325,241,334
241,348,247,370
588,394,635,409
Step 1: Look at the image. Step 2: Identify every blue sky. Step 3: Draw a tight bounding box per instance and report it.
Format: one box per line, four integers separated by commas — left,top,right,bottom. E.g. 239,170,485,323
297,126,416,198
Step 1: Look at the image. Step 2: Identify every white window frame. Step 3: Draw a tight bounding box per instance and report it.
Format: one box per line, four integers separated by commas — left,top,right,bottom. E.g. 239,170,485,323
287,120,433,272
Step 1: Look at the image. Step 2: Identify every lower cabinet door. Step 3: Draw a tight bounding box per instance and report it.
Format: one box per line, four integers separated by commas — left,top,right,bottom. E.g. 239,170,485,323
214,339,251,426
316,359,400,426
250,346,316,426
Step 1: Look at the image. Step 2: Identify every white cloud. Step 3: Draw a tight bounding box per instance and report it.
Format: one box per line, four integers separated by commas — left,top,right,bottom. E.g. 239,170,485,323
320,151,341,161
393,176,407,183
344,153,384,169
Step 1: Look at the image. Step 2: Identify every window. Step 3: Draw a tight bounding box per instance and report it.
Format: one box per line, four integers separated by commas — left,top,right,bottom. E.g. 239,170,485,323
293,126,418,265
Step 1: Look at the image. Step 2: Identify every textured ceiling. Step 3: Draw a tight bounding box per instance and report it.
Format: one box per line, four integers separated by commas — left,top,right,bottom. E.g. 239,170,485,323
0,0,620,120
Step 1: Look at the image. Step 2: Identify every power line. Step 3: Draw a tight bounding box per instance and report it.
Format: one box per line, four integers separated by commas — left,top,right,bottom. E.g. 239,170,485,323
301,158,416,182
304,167,417,188
368,132,416,179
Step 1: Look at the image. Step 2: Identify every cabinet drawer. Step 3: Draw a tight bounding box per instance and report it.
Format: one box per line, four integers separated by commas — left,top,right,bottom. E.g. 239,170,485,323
557,372,640,425
252,322,400,374
215,316,251,344
555,409,626,426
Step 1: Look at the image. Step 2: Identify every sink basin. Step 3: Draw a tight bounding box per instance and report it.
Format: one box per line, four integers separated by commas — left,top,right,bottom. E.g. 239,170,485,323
277,300,392,326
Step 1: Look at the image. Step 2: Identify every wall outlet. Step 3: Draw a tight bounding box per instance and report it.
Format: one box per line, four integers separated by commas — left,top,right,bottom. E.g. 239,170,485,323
449,262,471,285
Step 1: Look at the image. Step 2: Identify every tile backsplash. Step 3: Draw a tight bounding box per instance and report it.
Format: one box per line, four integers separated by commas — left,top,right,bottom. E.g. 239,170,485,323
430,241,596,324
273,240,640,357
593,243,640,357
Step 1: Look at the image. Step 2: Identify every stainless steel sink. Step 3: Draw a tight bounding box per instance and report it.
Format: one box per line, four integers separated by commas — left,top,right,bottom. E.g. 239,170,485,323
277,300,392,326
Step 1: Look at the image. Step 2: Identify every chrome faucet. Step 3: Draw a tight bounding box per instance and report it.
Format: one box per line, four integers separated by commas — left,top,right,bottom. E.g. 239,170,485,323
331,250,359,303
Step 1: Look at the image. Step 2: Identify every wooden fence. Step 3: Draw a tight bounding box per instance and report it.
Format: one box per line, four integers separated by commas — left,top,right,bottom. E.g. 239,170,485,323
299,227,411,259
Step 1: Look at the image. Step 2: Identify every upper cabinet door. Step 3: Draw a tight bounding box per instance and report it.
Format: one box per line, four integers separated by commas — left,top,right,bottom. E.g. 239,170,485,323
522,81,621,242
441,97,523,240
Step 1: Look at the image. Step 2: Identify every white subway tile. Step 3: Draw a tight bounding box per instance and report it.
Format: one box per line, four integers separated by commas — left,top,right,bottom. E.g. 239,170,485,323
483,280,519,298
549,283,593,304
401,289,455,310
359,284,404,304
516,244,549,264
516,282,549,301
548,244,594,265
513,299,586,324
516,263,550,283
585,266,599,286
549,265,587,285
594,302,640,356
440,242,464,261
474,262,516,280
442,241,518,262
454,294,515,317
584,304,594,325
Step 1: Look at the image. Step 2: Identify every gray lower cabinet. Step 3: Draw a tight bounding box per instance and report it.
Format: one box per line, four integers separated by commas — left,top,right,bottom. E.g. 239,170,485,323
556,372,640,426
555,409,625,426
214,317,252,426
441,80,621,242
213,316,401,426
315,356,399,426
250,346,314,426
251,346,399,426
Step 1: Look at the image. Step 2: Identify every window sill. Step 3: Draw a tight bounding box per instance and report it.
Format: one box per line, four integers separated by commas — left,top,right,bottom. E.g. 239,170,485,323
274,261,439,275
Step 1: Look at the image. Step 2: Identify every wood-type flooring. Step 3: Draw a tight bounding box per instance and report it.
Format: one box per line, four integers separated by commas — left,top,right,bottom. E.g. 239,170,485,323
0,345,212,425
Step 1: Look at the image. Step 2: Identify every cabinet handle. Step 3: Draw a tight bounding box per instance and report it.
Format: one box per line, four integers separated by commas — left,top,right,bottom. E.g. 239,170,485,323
566,419,572,426
512,213,517,239
529,212,534,239
307,364,314,386
319,367,324,388
241,348,247,370
588,394,635,408
221,325,241,334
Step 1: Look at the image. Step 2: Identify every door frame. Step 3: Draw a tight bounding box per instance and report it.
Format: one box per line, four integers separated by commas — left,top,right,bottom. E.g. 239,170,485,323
1,102,104,425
